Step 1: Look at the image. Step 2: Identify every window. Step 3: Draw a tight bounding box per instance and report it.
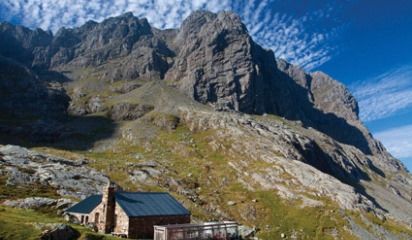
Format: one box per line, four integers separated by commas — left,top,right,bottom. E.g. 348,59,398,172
81,215,84,223
85,216,89,223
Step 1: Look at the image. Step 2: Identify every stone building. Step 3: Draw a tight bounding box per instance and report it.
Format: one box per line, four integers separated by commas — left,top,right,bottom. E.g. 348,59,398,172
66,183,191,239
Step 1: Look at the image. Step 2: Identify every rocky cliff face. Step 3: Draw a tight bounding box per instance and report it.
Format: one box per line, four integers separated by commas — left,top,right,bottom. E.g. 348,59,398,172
0,10,411,239
0,55,69,120
0,11,386,155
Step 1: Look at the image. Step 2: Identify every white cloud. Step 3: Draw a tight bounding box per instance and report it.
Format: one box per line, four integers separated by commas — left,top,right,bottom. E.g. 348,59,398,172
0,0,340,71
351,65,412,122
375,124,412,158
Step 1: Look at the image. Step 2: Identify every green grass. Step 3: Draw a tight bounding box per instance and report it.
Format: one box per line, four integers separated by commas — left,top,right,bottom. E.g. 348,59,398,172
0,206,64,240
66,125,359,239
0,175,61,202
26,119,412,239
253,192,357,240
0,206,120,240
349,210,412,238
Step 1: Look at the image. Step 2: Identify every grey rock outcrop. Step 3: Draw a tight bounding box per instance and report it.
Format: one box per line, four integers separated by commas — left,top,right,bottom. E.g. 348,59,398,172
178,108,412,224
3,197,56,209
2,197,74,210
163,11,388,159
0,11,401,160
165,11,267,113
0,55,69,120
0,145,109,198
309,71,359,121
49,13,173,82
108,103,154,121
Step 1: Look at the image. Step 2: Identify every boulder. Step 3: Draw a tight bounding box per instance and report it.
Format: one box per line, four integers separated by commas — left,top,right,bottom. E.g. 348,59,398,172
87,96,105,113
227,201,236,206
149,113,180,130
108,103,154,121
112,82,141,94
40,224,79,240
238,225,256,239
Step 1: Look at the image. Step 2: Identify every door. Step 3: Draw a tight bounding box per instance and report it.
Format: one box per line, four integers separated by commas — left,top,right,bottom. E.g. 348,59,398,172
95,212,100,224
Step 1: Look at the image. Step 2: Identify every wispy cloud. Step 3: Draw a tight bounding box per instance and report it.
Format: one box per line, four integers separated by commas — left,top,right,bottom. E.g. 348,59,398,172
375,124,412,159
351,65,412,122
0,0,341,70
236,2,339,71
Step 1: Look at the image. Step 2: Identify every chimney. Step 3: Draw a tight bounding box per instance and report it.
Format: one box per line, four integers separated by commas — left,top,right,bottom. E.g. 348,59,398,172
102,181,116,233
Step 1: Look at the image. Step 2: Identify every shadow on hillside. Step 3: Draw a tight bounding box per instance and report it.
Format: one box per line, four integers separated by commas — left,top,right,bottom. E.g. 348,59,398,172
0,115,118,151
50,115,118,151
247,44,372,155
35,68,73,83
247,45,385,210
294,139,387,212
270,68,389,210
270,68,372,155
276,69,388,211
0,60,117,151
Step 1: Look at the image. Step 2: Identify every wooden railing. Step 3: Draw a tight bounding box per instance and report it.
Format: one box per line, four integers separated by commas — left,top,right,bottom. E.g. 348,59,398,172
154,221,239,240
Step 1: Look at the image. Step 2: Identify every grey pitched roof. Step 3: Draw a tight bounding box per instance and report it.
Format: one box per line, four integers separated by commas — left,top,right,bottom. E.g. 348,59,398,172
115,192,190,217
66,195,102,214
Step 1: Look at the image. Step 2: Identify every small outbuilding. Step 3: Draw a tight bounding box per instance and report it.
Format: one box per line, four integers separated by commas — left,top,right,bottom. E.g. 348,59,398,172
66,182,191,239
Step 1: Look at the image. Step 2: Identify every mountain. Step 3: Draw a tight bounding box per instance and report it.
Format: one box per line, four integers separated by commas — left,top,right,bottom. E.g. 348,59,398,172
0,11,411,239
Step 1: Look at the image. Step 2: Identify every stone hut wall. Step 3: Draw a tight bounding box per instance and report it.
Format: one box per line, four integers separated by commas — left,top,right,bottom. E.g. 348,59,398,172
113,202,129,235
89,202,105,231
128,215,190,239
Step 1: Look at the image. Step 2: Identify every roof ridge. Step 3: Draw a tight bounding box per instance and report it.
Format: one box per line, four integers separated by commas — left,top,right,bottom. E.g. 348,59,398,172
65,194,102,214
116,191,170,194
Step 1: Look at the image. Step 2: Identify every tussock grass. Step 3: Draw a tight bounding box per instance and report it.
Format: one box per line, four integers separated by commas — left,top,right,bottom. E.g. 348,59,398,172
71,125,359,239
0,175,60,202
0,206,120,240
24,120,411,239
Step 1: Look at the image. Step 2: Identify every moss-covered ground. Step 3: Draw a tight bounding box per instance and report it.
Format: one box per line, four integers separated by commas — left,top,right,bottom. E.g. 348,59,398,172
51,125,360,239
0,206,119,240
3,117,411,239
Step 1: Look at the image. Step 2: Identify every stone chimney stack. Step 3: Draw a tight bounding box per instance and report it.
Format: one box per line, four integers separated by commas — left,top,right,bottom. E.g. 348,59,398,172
102,181,116,233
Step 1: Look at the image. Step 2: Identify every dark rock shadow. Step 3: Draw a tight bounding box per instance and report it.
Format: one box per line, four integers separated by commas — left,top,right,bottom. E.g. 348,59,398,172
0,115,118,152
34,68,73,83
274,70,372,155
248,45,384,210
54,115,118,151
366,159,386,178
249,45,372,155
293,138,387,212
0,114,118,153
0,56,117,151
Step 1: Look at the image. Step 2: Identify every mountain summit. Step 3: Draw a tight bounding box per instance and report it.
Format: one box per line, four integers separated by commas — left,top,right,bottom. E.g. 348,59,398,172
0,11,411,239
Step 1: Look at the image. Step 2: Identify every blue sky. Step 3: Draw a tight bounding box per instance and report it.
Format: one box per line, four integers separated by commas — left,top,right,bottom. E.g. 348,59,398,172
0,0,411,170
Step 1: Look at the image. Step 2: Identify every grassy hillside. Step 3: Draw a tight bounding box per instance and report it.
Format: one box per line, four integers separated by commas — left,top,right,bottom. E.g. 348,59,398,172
1,102,410,239
35,124,359,239
0,206,119,240
28,117,412,239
